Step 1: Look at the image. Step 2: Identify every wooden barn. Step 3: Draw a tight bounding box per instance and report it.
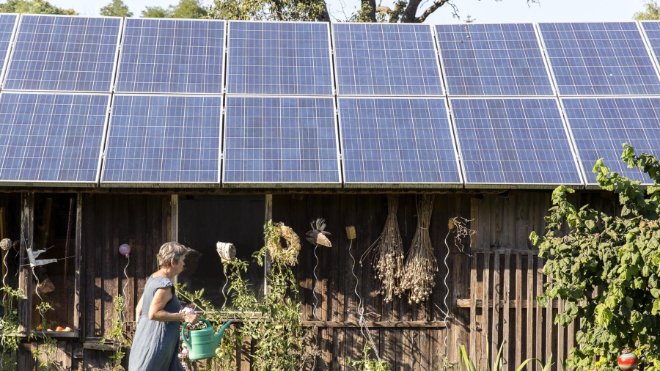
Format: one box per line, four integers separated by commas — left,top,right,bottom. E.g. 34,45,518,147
0,13,658,371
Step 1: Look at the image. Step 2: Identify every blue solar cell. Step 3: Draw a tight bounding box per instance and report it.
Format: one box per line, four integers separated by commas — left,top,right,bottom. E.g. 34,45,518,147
539,22,660,95
0,93,109,183
0,14,17,77
562,97,660,185
333,23,443,96
339,98,460,185
102,95,221,184
436,23,554,96
227,22,332,95
641,21,660,64
451,98,582,185
116,19,225,93
223,96,339,184
4,15,120,92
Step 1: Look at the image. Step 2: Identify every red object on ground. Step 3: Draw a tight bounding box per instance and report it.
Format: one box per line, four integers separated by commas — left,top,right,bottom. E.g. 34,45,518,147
617,352,638,370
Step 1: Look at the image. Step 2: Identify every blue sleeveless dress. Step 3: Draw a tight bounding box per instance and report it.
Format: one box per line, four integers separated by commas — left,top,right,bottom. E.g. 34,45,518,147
128,276,183,371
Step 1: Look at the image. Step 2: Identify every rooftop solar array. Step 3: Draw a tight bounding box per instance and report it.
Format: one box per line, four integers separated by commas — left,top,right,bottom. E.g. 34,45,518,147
0,16,658,189
339,98,460,185
102,95,221,185
4,15,121,92
450,98,583,186
226,21,333,95
0,93,109,184
538,22,660,96
641,21,660,64
0,14,17,78
115,19,225,94
562,97,660,185
223,96,339,185
436,23,554,96
333,23,443,96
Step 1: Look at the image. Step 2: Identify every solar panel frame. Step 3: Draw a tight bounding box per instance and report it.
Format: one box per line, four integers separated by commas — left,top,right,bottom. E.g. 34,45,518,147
0,91,111,187
3,14,122,93
114,18,227,94
222,95,341,187
338,97,462,188
450,97,585,189
101,94,223,187
434,23,556,97
640,21,660,71
537,22,660,96
0,14,18,88
332,22,444,97
560,96,660,187
226,21,334,96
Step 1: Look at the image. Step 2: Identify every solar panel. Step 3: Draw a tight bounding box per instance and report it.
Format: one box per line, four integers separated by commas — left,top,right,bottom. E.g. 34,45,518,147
115,19,225,94
436,23,554,96
226,22,332,95
339,98,460,186
333,23,443,96
0,93,109,184
0,14,17,79
562,97,660,185
4,15,121,92
539,22,660,95
450,98,582,186
102,95,221,185
223,96,339,185
640,21,660,64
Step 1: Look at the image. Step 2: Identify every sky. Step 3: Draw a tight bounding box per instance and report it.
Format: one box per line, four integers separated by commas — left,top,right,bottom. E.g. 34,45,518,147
47,0,651,23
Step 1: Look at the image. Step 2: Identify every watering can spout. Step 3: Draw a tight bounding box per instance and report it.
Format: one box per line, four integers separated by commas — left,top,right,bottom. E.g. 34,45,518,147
214,319,233,345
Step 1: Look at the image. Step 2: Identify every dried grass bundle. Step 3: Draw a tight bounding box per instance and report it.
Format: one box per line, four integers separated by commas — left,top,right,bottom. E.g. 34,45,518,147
400,194,436,304
364,195,405,302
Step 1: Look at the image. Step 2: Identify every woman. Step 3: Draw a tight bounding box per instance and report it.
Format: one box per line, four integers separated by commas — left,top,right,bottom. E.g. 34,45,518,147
129,242,198,371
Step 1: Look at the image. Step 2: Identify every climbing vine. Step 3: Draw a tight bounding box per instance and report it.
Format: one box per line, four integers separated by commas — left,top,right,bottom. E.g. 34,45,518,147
531,145,660,369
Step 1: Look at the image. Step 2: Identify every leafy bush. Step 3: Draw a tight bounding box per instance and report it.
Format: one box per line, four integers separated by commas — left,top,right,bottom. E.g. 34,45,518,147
531,145,660,369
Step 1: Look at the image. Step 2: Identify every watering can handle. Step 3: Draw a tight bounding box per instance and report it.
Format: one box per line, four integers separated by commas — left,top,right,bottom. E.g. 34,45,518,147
181,318,212,349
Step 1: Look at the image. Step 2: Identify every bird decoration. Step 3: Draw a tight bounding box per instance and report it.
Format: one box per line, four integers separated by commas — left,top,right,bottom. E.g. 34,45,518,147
26,247,58,267
306,218,332,247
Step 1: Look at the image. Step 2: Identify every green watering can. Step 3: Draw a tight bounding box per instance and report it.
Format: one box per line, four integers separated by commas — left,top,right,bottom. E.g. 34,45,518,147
181,319,233,361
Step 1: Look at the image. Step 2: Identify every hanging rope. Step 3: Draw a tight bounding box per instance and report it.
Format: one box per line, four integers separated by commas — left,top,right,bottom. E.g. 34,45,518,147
349,237,381,361
312,244,320,319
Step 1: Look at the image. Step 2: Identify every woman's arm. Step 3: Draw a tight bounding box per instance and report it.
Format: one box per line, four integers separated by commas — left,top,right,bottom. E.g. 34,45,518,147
147,287,197,323
135,295,143,319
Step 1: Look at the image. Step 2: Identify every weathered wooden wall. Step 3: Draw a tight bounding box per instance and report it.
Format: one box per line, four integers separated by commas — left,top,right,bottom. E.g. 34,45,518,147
9,190,599,370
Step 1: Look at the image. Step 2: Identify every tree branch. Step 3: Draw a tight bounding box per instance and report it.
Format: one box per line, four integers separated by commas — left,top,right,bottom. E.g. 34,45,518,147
402,0,422,22
361,0,376,22
416,0,453,23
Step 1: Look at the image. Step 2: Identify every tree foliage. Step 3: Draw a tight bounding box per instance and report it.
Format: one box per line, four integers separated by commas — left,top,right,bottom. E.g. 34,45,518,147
635,1,660,20
141,0,207,18
531,145,660,370
0,0,76,15
99,0,132,17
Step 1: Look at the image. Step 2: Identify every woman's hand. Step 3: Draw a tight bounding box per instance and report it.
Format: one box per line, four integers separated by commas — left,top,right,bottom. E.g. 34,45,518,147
179,307,198,324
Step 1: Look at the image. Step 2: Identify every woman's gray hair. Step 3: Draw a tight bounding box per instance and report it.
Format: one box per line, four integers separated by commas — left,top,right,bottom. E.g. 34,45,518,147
157,241,190,267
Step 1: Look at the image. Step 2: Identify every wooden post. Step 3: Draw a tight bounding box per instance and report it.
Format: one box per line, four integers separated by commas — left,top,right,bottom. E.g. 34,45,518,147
74,194,82,334
17,193,34,370
264,194,272,296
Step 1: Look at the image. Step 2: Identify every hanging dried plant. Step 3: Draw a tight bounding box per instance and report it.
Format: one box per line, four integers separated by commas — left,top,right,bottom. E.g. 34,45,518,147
400,194,437,304
363,195,405,302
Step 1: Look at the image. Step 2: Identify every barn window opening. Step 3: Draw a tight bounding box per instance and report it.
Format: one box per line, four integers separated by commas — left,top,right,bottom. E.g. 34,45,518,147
30,194,77,332
178,195,265,306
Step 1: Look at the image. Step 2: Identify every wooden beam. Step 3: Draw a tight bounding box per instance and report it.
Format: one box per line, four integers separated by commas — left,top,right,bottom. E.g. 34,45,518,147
263,194,272,296
74,194,82,336
301,320,447,329
18,192,34,333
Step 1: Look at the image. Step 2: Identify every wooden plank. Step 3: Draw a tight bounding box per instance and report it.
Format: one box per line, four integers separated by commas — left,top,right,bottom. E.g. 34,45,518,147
536,257,544,362
567,311,575,360
481,251,490,368
74,194,82,334
514,253,522,367
469,253,478,362
502,251,511,368
526,253,534,362
545,273,554,364
18,192,33,334
491,251,500,366
557,299,565,365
